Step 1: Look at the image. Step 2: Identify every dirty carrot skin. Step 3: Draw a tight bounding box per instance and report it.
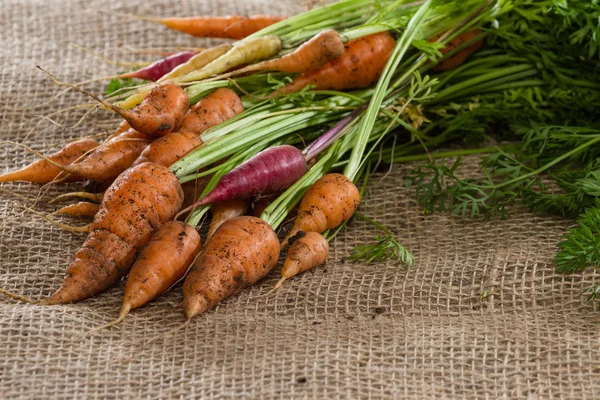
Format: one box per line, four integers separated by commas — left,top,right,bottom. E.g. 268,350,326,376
431,29,483,71
207,198,249,239
53,201,100,218
43,162,184,304
281,173,360,249
132,88,244,167
210,30,345,80
273,231,329,290
182,216,279,320
158,15,286,40
277,32,396,94
105,120,131,142
0,138,98,184
88,221,202,332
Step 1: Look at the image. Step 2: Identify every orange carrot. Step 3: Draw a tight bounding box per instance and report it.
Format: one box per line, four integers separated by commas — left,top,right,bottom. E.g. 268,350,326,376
431,29,483,71
53,201,100,218
207,198,249,239
251,193,280,217
132,88,244,167
210,30,345,80
43,162,183,304
281,173,360,249
272,231,329,290
0,138,98,184
182,216,279,320
157,15,286,40
277,32,396,95
105,120,131,142
89,221,201,332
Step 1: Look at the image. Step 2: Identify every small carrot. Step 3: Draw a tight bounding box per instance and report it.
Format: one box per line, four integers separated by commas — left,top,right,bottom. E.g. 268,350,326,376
207,198,249,239
158,45,232,82
178,144,307,215
155,15,286,40
272,231,329,290
182,216,279,320
431,29,483,71
0,138,98,184
132,88,244,167
49,191,104,204
208,30,345,80
281,173,360,249
276,32,396,95
88,221,201,332
40,68,189,137
53,201,100,218
104,120,131,142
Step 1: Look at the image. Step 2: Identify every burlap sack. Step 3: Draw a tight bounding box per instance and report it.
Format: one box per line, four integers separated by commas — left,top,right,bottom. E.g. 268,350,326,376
1,0,599,398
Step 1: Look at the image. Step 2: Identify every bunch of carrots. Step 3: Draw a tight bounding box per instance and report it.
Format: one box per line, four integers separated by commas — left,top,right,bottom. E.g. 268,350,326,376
0,0,494,330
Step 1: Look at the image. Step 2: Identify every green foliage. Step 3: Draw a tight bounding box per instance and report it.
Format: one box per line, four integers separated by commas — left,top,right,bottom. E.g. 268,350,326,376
105,77,139,96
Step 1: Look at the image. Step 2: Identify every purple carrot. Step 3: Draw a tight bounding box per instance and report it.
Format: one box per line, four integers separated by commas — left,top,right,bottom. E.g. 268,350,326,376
119,51,196,81
178,145,307,215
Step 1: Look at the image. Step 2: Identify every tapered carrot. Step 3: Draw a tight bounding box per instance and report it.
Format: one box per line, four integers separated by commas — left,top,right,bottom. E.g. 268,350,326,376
182,216,279,320
0,138,98,184
156,15,286,40
281,173,360,249
104,120,131,142
431,29,483,71
132,88,244,167
208,30,345,80
207,198,249,239
272,231,329,290
158,44,232,82
53,202,100,218
276,32,396,95
88,221,201,332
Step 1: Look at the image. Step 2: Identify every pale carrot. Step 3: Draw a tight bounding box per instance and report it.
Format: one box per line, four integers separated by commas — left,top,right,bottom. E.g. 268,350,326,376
207,198,249,239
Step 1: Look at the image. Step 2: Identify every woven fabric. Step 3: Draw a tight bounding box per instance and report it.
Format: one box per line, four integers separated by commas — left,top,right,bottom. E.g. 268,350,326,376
1,0,600,398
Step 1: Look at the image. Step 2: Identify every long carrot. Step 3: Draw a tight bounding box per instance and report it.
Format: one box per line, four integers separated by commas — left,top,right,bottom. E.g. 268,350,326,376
182,216,279,320
272,231,329,290
158,45,232,82
277,32,396,95
53,201,100,218
88,221,201,332
207,198,249,239
207,30,345,80
0,162,184,305
132,88,244,167
155,15,286,40
0,138,98,184
281,173,360,249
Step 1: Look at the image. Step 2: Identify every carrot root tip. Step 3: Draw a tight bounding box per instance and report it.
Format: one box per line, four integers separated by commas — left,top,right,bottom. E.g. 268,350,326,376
86,304,132,335
0,288,40,304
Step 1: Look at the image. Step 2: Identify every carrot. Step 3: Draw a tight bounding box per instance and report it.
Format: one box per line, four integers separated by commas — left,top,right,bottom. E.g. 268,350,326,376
158,44,232,82
281,173,360,249
276,32,396,95
88,221,201,332
207,198,249,239
272,231,329,290
252,193,280,217
208,30,345,80
53,201,100,218
0,138,98,184
43,162,184,304
104,120,131,142
118,51,197,81
52,128,152,181
182,216,279,320
178,144,307,215
431,29,483,71
132,88,244,167
49,191,104,204
40,69,189,137
156,15,286,40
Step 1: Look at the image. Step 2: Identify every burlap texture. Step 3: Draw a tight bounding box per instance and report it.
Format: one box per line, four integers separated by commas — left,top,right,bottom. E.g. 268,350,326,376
1,0,600,398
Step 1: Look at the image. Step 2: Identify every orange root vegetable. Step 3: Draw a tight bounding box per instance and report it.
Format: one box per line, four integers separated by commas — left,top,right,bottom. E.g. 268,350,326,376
0,138,98,184
43,162,184,304
132,88,244,167
252,193,280,217
53,201,100,218
431,29,484,71
277,32,396,95
104,120,131,142
39,68,189,137
49,191,104,204
182,216,279,320
88,221,201,333
55,128,152,181
210,30,345,80
272,231,329,290
207,198,249,239
281,173,360,249
157,15,286,40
